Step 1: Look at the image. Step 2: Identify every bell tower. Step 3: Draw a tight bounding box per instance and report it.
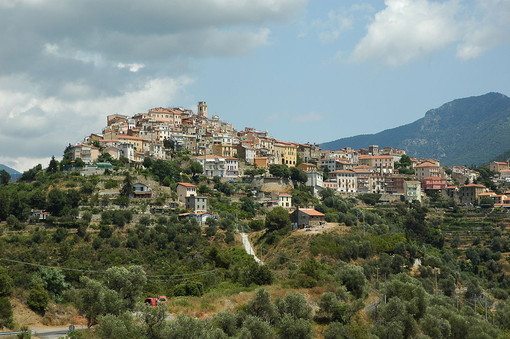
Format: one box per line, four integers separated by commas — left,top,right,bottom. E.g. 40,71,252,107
197,101,208,118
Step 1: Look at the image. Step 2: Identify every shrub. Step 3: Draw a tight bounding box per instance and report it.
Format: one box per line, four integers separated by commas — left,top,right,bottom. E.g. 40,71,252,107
238,261,273,287
278,315,312,339
238,315,275,339
0,297,14,328
275,292,312,320
52,226,69,242
244,289,279,324
324,322,347,339
0,266,13,297
211,311,237,337
27,280,50,314
173,281,204,297
6,215,24,230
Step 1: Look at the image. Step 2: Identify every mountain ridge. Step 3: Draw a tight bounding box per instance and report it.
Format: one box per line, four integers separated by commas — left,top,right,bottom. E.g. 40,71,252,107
321,92,510,166
0,164,22,181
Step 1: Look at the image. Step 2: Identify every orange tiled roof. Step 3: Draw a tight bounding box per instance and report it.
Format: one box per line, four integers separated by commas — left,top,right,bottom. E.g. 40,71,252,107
117,135,149,141
415,162,440,168
359,155,393,159
178,182,197,188
462,184,486,188
298,209,325,217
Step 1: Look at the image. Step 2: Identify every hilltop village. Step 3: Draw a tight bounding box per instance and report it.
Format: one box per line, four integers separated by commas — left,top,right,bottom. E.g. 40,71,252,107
3,101,510,338
67,101,510,213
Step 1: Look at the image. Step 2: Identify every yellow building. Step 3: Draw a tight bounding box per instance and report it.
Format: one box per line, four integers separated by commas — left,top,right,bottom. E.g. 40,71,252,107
273,141,298,167
212,143,237,158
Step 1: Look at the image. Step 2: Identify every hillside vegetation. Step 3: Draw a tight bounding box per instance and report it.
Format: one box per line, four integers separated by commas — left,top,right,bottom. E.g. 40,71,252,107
2,156,510,338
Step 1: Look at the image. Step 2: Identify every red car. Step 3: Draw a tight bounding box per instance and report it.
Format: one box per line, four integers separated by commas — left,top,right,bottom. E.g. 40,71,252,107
144,296,168,306
144,297,159,306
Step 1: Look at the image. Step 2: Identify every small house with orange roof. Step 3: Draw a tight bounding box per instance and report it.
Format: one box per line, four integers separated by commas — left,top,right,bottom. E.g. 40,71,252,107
177,182,197,203
290,208,325,229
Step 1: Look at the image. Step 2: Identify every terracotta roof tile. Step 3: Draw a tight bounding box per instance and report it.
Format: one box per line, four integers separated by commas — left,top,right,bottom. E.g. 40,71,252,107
178,182,197,188
298,209,325,217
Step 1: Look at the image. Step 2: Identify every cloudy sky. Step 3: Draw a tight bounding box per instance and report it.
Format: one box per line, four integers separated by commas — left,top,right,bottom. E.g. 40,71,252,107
1,0,510,171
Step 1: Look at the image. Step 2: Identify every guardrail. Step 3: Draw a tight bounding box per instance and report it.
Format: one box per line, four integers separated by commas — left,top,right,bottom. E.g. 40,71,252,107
0,329,36,336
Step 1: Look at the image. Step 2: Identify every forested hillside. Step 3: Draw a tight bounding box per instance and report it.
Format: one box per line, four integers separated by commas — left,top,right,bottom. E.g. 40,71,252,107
2,153,510,338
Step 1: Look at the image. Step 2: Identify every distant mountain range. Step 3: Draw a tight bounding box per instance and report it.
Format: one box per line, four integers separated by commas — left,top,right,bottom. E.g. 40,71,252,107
321,92,510,166
0,164,22,181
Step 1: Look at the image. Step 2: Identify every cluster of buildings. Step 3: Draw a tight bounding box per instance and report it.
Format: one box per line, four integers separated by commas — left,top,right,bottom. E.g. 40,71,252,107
490,161,510,182
66,101,510,209
69,101,322,178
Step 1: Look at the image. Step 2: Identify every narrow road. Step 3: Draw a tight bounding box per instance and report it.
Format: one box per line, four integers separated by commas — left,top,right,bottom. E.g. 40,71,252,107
240,233,263,264
29,325,87,339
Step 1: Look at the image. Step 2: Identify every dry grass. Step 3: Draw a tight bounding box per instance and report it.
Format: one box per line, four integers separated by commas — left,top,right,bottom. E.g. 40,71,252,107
166,283,331,319
9,297,83,330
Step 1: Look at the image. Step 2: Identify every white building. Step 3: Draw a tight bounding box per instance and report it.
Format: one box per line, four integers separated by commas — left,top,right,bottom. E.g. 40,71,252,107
330,170,357,193
276,193,292,209
176,182,197,203
195,155,239,178
404,181,422,202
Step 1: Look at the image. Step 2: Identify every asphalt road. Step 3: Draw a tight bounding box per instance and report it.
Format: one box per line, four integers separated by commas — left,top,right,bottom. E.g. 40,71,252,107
32,326,86,339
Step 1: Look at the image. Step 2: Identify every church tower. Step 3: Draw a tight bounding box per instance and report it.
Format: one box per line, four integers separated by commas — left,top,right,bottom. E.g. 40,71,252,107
197,101,208,118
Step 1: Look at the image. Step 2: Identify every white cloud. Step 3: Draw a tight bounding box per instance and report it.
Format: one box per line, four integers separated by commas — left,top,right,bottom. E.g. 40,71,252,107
352,0,510,66
305,3,373,43
292,112,324,123
317,11,354,43
117,63,145,72
0,0,306,168
352,0,461,66
0,75,194,170
0,156,52,173
456,0,510,60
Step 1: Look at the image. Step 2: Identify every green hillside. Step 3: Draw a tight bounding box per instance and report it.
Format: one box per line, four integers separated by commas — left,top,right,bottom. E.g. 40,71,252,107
321,92,510,166
3,155,510,337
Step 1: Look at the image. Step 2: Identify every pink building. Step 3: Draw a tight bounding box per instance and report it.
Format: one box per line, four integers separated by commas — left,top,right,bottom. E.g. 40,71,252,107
421,176,447,190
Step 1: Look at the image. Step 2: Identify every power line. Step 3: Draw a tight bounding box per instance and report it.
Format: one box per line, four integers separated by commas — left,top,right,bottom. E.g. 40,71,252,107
0,258,103,273
0,257,218,279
